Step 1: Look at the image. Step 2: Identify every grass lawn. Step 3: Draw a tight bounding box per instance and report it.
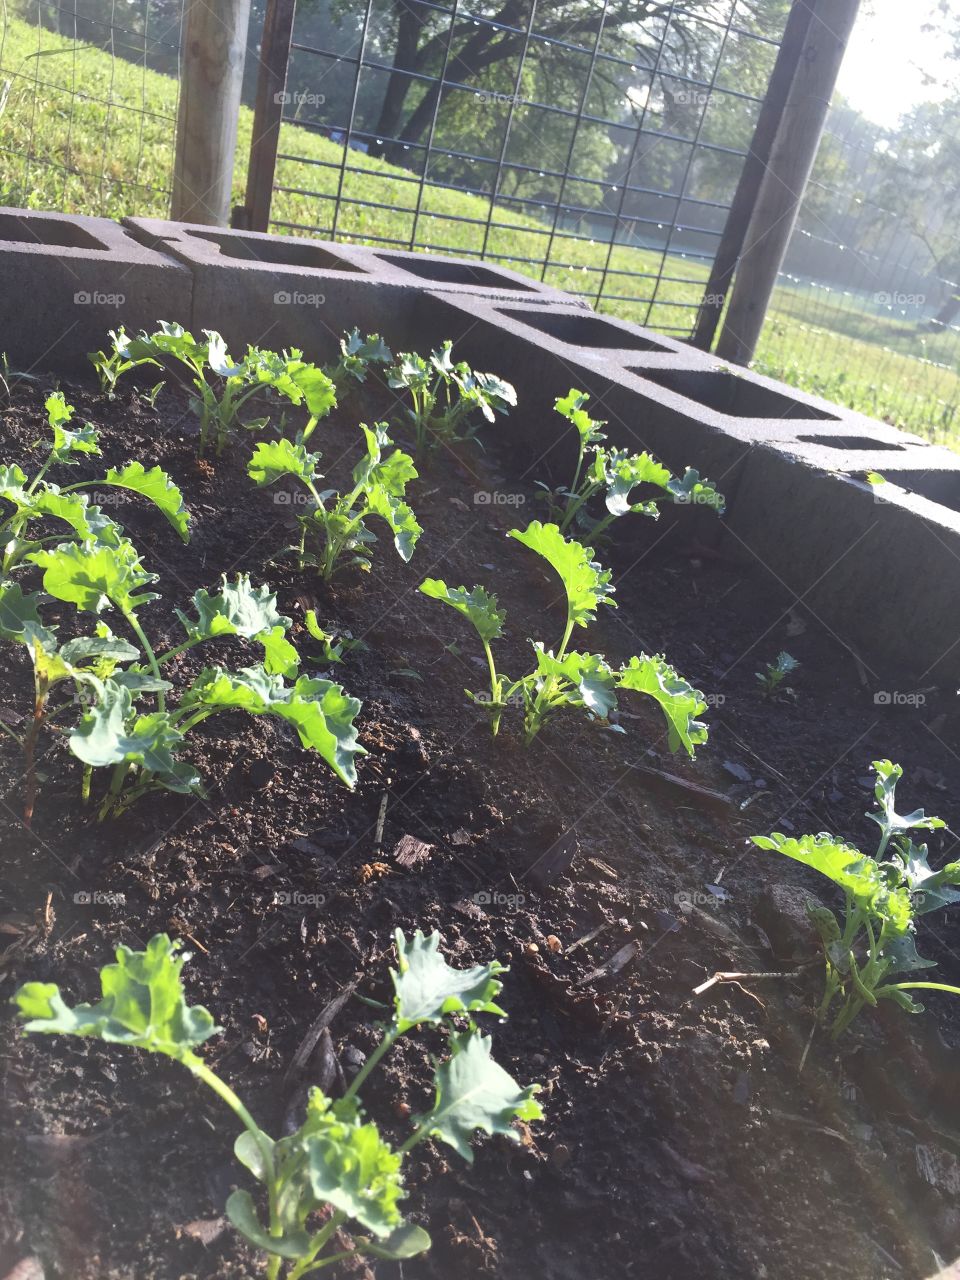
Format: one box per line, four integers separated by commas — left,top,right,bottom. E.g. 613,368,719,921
2,11,959,444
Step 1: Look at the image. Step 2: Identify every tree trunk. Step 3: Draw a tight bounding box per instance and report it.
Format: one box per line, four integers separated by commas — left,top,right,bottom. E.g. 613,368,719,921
369,1,430,158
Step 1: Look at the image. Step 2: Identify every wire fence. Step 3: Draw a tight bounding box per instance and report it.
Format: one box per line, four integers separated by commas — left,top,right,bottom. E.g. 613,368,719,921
267,0,792,336
0,0,182,217
753,97,960,444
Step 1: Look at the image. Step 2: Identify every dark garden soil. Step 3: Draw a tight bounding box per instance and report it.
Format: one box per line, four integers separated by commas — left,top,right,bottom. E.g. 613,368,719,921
2,369,960,1280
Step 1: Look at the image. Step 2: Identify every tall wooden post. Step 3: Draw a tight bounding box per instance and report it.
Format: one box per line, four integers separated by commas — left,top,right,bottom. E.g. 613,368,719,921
172,0,252,226
715,0,861,365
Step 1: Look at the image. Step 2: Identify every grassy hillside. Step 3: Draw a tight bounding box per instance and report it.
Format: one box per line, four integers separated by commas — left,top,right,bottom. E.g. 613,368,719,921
2,11,959,443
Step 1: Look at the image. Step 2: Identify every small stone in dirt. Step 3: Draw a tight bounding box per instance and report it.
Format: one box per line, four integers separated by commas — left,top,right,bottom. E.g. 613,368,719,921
756,883,826,959
343,1045,366,1075
525,942,540,956
545,935,562,953
177,1218,229,1246
453,896,485,921
449,828,472,846
722,760,753,784
551,1144,572,1169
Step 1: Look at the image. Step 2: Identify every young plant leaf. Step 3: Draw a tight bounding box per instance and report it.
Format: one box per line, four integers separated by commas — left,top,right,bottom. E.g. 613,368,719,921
182,665,365,787
100,462,191,542
391,929,507,1032
507,522,615,627
617,655,709,756
360,1223,432,1260
418,580,505,644
13,933,220,1053
46,392,100,462
225,1190,312,1260
247,438,320,487
414,1028,543,1163
868,759,946,853
30,539,158,613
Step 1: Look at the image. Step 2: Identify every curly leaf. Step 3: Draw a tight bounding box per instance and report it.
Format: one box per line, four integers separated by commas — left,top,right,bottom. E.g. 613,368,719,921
365,484,422,562
415,1028,543,1163
46,392,100,461
13,933,219,1053
554,389,605,446
182,665,364,787
508,522,614,627
617,655,708,756
177,574,289,644
297,1090,405,1237
603,450,673,517
419,579,505,644
533,646,617,720
30,491,122,547
869,760,945,850
100,462,190,542
391,929,507,1032
30,539,158,613
69,681,196,790
888,838,960,915
752,832,913,932
669,467,725,513
0,582,55,648
247,438,319,487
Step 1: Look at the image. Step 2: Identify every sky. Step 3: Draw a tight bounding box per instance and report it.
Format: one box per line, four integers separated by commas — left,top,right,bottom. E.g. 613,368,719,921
835,0,956,127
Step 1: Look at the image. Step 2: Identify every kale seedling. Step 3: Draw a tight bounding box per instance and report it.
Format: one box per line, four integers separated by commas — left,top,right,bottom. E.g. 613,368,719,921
326,329,393,391
0,391,190,579
92,324,337,455
540,390,724,537
387,340,516,457
2,542,364,816
13,929,542,1278
420,519,709,749
756,651,799,697
753,760,960,1038
247,427,421,581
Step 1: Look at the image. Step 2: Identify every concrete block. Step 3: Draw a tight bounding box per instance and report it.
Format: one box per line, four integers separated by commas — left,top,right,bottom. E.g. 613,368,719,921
0,208,192,374
121,219,572,362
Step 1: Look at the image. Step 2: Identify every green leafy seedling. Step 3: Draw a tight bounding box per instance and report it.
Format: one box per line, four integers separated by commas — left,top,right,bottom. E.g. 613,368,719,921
327,329,393,391
13,929,542,1278
0,391,190,579
539,390,724,537
387,341,516,457
420,519,709,750
9,536,364,815
756,651,799,697
753,759,960,1038
248,425,421,580
94,324,337,455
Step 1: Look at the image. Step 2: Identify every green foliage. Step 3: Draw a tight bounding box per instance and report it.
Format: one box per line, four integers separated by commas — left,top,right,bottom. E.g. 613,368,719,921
92,323,337,455
327,329,393,391
420,520,709,748
3,533,364,814
755,651,799,697
752,760,960,1038
0,391,189,579
387,341,516,456
756,649,799,695
540,390,724,537
13,928,542,1278
247,423,422,580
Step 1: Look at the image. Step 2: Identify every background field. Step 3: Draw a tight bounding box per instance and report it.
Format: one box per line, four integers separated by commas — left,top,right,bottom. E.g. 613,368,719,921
3,12,959,445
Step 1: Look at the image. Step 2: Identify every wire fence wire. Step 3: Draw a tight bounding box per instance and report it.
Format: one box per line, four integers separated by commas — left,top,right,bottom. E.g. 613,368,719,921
753,98,960,445
0,0,182,217
266,0,791,336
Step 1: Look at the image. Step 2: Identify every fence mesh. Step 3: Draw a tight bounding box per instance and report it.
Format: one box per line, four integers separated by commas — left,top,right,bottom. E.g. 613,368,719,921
0,0,182,218
269,0,791,336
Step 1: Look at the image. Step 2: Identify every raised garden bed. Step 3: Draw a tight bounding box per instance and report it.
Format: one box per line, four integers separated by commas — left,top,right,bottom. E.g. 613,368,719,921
2,334,960,1280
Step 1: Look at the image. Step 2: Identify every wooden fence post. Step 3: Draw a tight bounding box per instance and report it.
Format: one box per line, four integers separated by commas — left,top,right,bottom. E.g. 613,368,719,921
172,0,253,226
715,0,862,365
